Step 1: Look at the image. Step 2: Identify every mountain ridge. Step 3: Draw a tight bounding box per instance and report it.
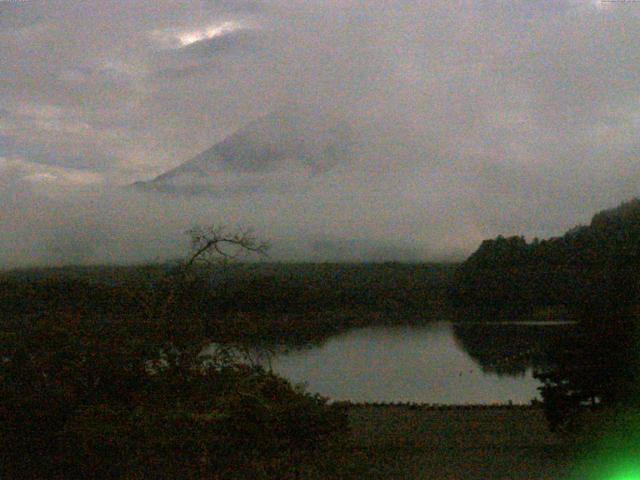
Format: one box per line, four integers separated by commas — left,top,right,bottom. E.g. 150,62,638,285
134,109,355,195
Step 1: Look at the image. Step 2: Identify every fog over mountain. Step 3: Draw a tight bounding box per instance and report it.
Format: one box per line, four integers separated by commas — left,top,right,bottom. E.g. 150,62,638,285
1,0,638,267
134,108,356,195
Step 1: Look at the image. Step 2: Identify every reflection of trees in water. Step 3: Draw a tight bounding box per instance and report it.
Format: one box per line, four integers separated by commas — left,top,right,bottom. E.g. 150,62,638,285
238,328,342,367
452,323,575,377
239,319,579,378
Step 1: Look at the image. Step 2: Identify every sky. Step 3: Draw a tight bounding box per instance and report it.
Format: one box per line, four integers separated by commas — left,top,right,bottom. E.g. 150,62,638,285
1,0,639,266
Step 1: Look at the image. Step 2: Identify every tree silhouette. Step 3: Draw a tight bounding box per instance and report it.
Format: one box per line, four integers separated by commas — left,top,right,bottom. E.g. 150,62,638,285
0,226,350,479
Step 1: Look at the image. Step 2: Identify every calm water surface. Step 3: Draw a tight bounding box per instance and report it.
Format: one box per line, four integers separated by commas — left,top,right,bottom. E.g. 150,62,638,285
266,322,571,404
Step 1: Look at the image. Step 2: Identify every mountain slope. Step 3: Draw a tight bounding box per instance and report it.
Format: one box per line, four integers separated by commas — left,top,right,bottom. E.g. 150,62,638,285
134,109,354,195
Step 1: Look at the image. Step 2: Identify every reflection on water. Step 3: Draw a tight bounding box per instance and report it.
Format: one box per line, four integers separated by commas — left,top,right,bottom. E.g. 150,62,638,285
265,322,574,404
453,322,575,376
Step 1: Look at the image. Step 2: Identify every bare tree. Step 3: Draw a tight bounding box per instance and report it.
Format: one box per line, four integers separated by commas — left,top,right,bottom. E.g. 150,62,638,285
185,225,269,267
146,225,269,355
162,224,269,306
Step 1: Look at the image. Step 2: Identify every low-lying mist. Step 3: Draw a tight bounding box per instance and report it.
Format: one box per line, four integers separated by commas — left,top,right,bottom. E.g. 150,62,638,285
1,0,638,267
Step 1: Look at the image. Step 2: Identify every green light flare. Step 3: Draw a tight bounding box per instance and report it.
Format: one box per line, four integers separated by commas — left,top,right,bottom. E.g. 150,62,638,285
570,456,640,480
566,407,640,480
610,468,640,479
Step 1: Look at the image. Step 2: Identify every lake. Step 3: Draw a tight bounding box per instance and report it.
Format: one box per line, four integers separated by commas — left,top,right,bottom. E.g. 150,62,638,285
264,321,575,404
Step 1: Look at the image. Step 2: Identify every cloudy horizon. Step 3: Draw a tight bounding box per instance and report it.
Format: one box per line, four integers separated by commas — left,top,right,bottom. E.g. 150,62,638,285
1,0,639,267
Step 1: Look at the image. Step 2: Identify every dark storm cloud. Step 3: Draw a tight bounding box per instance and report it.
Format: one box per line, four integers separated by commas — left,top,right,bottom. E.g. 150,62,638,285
0,0,639,266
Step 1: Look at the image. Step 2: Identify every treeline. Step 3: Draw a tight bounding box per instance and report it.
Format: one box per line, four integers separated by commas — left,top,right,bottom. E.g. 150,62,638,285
1,262,375,478
0,263,456,345
450,198,640,315
1,263,454,316
450,198,640,436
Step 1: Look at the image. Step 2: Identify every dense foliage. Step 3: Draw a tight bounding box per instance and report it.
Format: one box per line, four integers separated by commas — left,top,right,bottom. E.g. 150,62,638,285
451,198,640,432
2,263,454,315
533,312,640,432
0,309,351,479
450,198,640,314
0,262,455,346
0,230,359,479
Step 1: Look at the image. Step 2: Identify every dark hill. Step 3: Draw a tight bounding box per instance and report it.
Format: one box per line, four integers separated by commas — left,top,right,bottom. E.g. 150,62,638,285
450,198,640,314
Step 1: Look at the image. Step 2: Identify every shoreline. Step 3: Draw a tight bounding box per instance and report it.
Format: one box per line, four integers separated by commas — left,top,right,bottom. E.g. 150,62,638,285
345,402,572,479
338,401,539,410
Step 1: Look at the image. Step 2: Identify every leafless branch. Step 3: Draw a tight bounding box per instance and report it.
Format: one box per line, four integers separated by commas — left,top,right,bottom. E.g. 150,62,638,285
185,225,269,268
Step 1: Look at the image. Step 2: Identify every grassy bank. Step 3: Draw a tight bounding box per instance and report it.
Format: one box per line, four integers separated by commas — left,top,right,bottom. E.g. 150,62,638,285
344,404,573,479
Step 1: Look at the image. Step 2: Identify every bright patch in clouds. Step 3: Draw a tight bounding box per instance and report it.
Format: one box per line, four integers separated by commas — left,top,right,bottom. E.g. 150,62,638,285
152,21,247,49
588,0,613,10
568,0,613,11
177,21,243,47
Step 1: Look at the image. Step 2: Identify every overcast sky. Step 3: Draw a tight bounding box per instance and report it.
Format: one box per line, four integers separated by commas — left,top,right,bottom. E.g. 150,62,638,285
1,0,639,266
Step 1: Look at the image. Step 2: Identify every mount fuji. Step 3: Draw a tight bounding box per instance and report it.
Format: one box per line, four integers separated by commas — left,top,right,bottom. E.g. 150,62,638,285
133,109,355,195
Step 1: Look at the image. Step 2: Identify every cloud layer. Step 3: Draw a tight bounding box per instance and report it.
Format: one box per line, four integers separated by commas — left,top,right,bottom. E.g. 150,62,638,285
1,0,638,266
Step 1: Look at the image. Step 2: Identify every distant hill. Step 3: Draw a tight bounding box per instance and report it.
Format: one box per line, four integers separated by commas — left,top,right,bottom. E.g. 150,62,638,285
450,198,640,314
133,109,355,195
